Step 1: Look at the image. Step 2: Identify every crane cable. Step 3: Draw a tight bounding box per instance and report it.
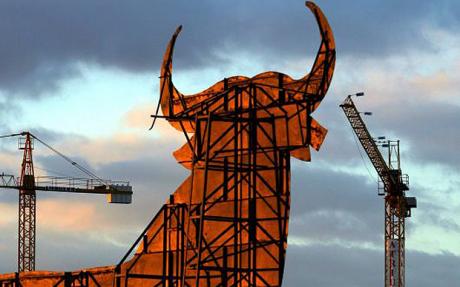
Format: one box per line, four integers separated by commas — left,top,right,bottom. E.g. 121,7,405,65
0,132,25,139
347,124,378,184
29,133,106,185
34,165,71,178
0,132,107,185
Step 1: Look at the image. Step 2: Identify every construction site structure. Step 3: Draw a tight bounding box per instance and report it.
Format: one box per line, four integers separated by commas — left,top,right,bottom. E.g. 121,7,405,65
340,95,416,287
0,132,132,273
0,1,334,286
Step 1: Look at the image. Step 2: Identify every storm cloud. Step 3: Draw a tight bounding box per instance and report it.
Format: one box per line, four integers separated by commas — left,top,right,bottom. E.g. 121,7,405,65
0,0,458,96
0,0,459,286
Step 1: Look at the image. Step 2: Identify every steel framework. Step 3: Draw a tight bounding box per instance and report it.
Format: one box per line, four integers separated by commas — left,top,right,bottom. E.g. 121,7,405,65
1,2,334,286
114,2,335,287
0,272,19,287
18,133,36,272
340,96,416,287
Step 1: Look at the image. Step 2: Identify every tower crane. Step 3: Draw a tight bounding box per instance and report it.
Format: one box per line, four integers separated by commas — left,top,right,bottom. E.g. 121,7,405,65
0,131,133,273
340,94,417,287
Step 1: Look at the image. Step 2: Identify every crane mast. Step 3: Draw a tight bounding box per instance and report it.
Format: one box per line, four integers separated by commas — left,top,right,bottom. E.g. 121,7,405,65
0,132,133,273
340,95,416,287
18,133,36,272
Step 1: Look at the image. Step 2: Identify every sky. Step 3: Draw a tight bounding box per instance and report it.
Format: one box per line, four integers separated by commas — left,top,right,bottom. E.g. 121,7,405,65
0,0,460,286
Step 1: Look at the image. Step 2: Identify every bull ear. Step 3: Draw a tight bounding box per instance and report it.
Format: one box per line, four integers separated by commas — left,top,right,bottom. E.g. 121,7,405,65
291,147,311,162
303,1,336,106
291,117,328,161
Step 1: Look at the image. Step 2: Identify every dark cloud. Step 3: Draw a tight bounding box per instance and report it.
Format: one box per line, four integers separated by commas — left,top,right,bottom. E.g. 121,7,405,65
411,198,460,234
0,103,21,138
291,163,382,243
335,89,460,171
284,244,381,287
0,0,457,96
406,250,460,286
36,231,126,271
0,186,18,204
1,0,460,279
0,228,133,273
283,244,460,287
0,224,16,273
379,102,460,170
309,71,460,180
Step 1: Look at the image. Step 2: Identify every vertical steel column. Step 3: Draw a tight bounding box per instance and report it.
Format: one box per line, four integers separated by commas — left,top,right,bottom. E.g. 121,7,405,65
385,199,404,287
398,215,405,287
248,84,257,287
233,106,239,287
194,113,213,287
15,272,20,287
18,133,36,272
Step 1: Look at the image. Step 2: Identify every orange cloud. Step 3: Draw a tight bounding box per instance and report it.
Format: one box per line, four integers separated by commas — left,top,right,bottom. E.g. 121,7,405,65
122,103,153,130
410,69,460,105
37,199,100,232
35,198,142,236
0,203,16,228
42,103,188,167
0,152,23,174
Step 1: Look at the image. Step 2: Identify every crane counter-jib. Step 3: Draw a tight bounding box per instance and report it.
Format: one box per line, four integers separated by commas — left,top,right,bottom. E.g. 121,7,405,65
0,174,132,203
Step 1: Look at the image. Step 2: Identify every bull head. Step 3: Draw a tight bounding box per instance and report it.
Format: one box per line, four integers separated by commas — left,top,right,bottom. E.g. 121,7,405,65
154,1,335,163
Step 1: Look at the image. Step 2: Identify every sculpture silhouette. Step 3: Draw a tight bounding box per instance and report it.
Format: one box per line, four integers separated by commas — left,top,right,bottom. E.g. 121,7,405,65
0,2,335,286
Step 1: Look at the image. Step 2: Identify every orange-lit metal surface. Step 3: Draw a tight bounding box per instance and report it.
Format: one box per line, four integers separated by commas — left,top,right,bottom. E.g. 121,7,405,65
0,1,335,286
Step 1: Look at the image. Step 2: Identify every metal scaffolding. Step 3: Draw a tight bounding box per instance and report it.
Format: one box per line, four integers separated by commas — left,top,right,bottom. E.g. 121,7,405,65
1,2,335,286
114,2,335,286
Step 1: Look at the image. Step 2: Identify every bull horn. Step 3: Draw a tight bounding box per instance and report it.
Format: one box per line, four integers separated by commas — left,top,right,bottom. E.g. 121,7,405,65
157,25,196,132
304,1,336,105
156,2,335,129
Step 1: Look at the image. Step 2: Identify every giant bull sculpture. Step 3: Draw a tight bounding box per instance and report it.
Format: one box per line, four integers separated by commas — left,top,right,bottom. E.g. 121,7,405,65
0,1,335,286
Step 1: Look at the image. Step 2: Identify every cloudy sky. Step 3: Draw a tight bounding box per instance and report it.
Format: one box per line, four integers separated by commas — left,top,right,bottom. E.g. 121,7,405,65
1,0,460,286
